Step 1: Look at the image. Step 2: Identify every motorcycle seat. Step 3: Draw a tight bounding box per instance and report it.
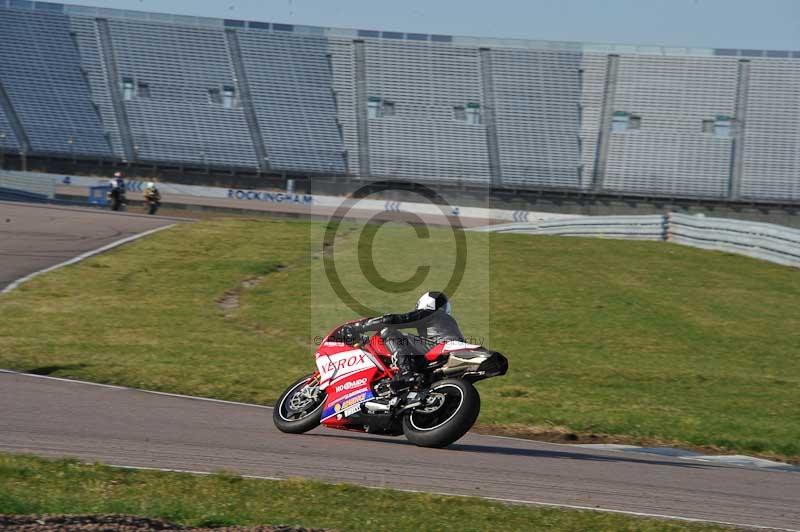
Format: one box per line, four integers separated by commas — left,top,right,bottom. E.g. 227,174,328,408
368,334,445,363
424,342,448,362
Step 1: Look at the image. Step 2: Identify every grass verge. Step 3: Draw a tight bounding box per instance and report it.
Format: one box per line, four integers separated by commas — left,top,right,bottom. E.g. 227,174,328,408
0,218,798,459
0,454,733,532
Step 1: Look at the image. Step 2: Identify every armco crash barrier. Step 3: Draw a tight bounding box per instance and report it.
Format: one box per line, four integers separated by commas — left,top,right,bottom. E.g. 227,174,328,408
10,169,800,267
0,170,56,199
475,214,800,269
475,215,667,241
667,213,800,268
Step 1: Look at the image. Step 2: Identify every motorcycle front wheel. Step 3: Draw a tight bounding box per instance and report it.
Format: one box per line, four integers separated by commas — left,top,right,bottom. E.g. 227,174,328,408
273,374,325,434
402,378,480,448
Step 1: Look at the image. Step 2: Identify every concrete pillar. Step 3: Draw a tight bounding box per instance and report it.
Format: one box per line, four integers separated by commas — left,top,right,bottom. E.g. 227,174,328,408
729,59,751,200
592,54,620,192
96,18,137,163
353,40,370,178
225,29,270,172
479,48,502,188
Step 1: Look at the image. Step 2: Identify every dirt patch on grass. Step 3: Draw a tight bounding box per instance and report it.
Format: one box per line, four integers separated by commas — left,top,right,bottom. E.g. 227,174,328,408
0,514,328,531
473,423,800,465
217,288,247,316
217,277,262,317
216,267,286,317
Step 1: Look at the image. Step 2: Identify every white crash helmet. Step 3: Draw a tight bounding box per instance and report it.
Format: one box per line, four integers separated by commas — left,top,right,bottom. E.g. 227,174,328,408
145,182,155,189
416,291,452,315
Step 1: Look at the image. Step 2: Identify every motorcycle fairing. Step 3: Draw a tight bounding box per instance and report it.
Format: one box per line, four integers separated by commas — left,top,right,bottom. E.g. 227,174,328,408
424,340,483,361
320,380,376,422
315,342,375,390
368,334,391,356
315,341,386,426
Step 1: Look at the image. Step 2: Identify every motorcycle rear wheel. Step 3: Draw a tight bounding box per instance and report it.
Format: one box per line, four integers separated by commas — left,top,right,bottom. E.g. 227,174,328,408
273,374,325,434
402,378,480,448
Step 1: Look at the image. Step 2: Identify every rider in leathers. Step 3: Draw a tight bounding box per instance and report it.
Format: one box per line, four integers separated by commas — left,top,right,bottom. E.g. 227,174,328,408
349,291,463,390
108,172,126,211
143,182,161,214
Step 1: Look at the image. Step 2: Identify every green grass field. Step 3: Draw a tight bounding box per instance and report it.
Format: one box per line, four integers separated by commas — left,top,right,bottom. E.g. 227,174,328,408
1,218,799,459
0,454,732,531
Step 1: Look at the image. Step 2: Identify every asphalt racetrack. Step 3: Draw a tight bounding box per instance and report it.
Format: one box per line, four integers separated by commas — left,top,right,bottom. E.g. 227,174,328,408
0,201,179,290
1,372,799,530
2,201,799,530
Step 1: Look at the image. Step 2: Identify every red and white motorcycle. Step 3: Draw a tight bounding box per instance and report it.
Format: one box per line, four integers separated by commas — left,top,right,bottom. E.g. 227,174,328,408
273,321,508,448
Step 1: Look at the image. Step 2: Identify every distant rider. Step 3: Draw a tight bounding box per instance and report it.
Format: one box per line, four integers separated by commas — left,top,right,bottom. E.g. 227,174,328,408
108,171,126,211
143,181,161,215
348,291,464,391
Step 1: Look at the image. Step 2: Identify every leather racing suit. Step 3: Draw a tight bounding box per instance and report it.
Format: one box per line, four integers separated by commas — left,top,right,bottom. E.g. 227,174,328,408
351,307,464,379
144,187,161,202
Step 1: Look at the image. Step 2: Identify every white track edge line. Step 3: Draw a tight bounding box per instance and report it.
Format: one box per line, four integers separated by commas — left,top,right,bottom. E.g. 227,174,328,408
0,369,272,410
103,463,799,532
0,223,177,294
3,369,797,471
0,199,195,222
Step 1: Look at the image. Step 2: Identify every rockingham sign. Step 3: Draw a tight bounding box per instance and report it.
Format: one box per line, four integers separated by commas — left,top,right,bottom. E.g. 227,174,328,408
227,189,313,204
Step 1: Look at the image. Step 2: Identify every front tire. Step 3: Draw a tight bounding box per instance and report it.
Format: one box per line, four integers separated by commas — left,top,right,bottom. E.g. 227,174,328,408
402,379,480,448
273,374,325,434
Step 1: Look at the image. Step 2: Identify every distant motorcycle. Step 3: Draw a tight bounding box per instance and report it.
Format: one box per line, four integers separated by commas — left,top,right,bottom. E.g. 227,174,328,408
145,195,161,215
144,184,161,215
273,320,508,448
108,187,126,212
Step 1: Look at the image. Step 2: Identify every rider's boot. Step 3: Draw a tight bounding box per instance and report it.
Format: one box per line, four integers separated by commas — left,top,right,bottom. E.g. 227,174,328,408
391,367,419,393
380,329,421,393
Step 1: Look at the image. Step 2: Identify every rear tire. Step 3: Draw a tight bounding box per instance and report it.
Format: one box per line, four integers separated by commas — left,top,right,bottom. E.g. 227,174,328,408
273,374,325,434
402,378,480,448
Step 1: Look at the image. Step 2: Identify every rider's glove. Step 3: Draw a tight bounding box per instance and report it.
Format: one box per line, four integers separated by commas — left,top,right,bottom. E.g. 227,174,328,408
356,316,387,332
340,325,358,346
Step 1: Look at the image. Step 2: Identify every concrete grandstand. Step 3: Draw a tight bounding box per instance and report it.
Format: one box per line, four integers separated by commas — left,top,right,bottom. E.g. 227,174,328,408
1,0,799,204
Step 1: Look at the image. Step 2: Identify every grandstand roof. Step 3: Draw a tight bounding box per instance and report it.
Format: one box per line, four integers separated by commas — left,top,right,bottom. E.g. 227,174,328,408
3,0,799,59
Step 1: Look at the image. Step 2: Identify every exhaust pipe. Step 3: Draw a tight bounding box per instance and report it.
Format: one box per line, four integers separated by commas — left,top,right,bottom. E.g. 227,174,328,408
363,401,391,412
433,366,470,378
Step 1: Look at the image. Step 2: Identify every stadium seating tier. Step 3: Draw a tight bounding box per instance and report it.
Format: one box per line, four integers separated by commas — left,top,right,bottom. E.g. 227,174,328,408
1,2,799,203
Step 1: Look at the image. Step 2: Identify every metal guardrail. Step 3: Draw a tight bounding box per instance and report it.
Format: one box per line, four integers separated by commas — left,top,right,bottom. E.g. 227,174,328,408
3,165,799,268
476,213,800,268
0,186,49,203
667,213,800,268
0,170,56,198
473,215,667,240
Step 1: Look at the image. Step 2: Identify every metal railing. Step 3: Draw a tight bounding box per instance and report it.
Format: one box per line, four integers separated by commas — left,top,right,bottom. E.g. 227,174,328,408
667,213,800,268
474,215,667,240
476,213,800,269
0,170,56,198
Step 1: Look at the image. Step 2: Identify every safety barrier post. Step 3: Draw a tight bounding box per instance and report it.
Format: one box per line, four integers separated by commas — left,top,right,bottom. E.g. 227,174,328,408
663,212,672,242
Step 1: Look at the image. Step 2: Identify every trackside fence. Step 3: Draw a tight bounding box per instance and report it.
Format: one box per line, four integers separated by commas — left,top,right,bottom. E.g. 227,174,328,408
3,167,799,268
475,213,800,269
0,170,56,198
